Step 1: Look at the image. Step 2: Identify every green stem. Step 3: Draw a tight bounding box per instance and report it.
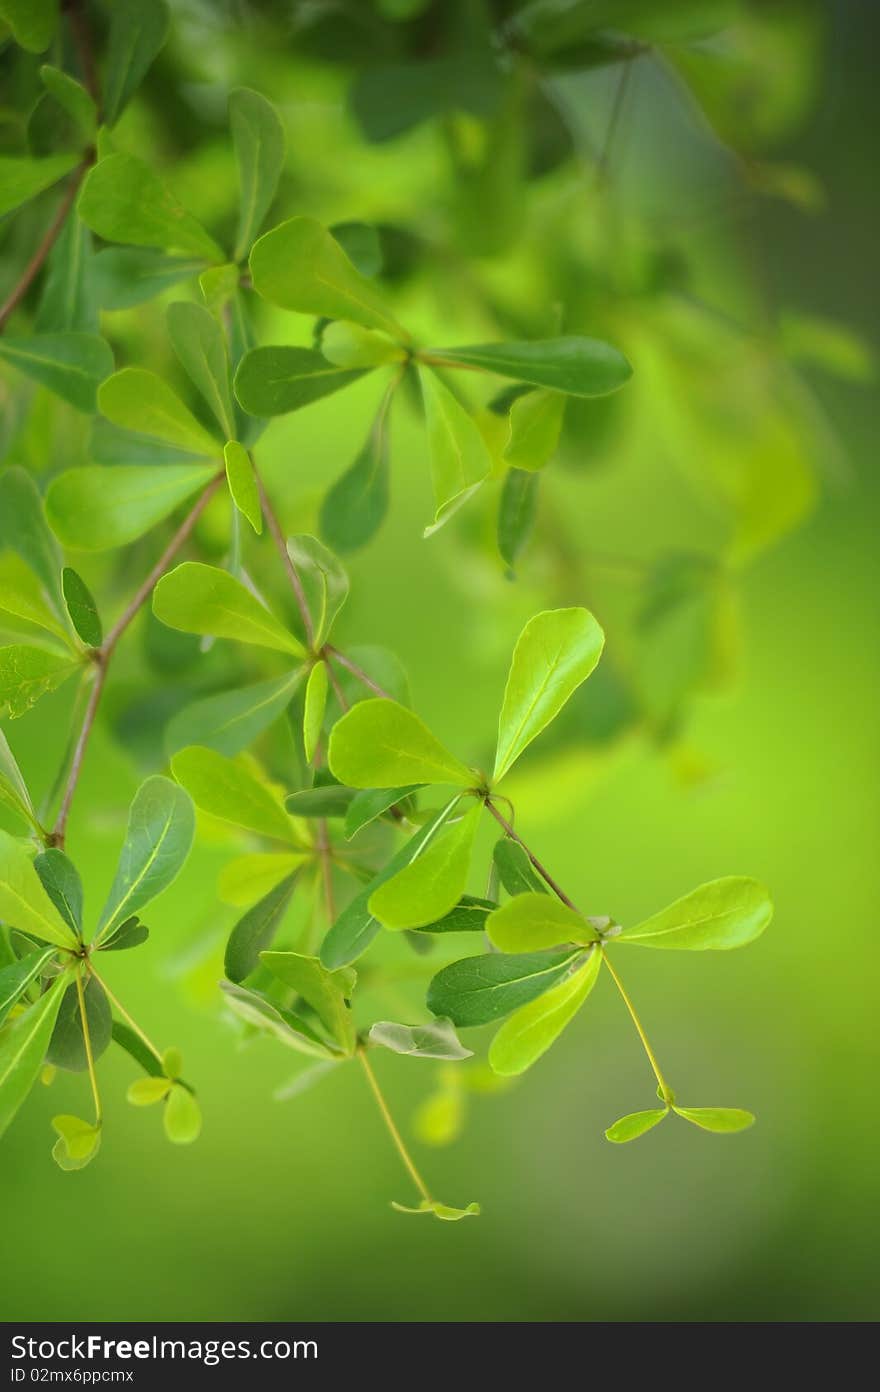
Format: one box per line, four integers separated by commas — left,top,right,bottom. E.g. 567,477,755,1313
89,966,163,1067
601,949,674,1104
358,1049,432,1205
75,964,102,1126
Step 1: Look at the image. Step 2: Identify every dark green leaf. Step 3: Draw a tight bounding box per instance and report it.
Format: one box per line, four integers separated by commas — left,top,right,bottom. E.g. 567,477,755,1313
96,776,196,940
103,0,170,128
493,838,548,897
224,872,298,984
260,950,356,1055
33,848,82,937
320,389,393,553
498,468,538,572
426,337,632,397
111,1020,163,1078
167,301,235,439
285,783,356,819
0,153,77,217
35,216,96,332
329,221,382,277
166,669,304,758
91,248,207,310
343,784,420,840
427,947,585,1028
415,895,497,934
39,65,95,139
61,567,102,647
0,333,113,413
233,346,365,418
47,975,112,1072
230,87,286,260
351,54,502,144
98,916,149,952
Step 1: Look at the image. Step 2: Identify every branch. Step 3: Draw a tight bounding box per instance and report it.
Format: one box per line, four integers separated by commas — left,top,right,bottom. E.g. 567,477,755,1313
324,646,392,701
0,163,89,332
256,477,315,647
65,0,100,108
52,475,224,847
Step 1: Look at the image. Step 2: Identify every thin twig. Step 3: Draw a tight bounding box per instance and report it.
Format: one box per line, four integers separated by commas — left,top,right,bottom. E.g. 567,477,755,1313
256,477,315,647
358,1048,432,1204
601,949,673,1103
75,965,102,1125
0,164,88,331
324,646,392,700
324,655,349,712
52,475,224,847
65,0,100,108
89,965,165,1066
484,799,581,912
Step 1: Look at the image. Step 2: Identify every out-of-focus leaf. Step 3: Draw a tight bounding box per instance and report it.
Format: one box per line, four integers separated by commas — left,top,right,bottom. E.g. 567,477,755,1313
171,745,295,843
286,535,349,649
35,216,96,332
0,468,64,617
163,1084,202,1144
102,0,169,127
0,646,79,721
167,301,235,439
0,152,77,217
220,980,338,1060
320,388,393,553
369,1017,472,1061
343,784,420,840
166,669,303,758
224,872,298,984
419,367,492,535
0,334,113,413
230,87,286,260
47,464,216,551
498,467,538,572
303,661,329,764
91,249,206,310
427,337,631,397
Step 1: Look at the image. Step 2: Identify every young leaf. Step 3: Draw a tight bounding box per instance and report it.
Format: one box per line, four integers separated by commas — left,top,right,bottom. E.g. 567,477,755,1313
320,802,462,969
91,248,206,310
368,800,482,930
616,877,773,950
416,895,497,934
0,153,78,218
486,892,595,953
249,216,407,340
489,947,601,1076
320,393,392,553
419,368,492,533
47,464,216,551
329,698,475,790
153,563,304,656
230,87,286,260
0,974,68,1140
78,154,224,261
0,729,39,832
224,871,298,984
321,322,405,370
220,980,338,1060
61,567,102,646
127,1076,171,1105
493,838,547,897
33,848,82,936
498,468,538,573
673,1106,755,1134
95,776,196,940
260,951,356,1055
287,535,349,648
0,645,79,720
427,947,586,1028
369,1017,472,1061
343,784,421,840
103,0,170,128
233,345,365,418
171,746,295,843
98,368,222,455
163,1084,202,1144
391,1199,480,1222
303,661,329,764
35,216,96,333
224,441,262,534
166,669,303,758
605,1108,669,1144
98,916,149,952
0,467,64,617
493,607,605,782
47,975,112,1071
0,831,78,949
504,389,565,471
426,337,632,397
51,1113,101,1170
0,333,113,413
0,947,57,1028
166,301,235,439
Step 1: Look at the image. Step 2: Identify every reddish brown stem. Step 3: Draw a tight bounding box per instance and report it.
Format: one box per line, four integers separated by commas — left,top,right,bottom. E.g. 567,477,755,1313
324,646,392,701
256,477,315,648
484,799,581,912
0,164,88,331
65,0,100,107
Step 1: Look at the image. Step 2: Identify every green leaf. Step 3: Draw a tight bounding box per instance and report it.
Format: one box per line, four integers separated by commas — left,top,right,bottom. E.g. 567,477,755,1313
673,1106,755,1134
224,871,298,984
617,877,773,950
329,220,383,276
0,645,79,720
287,535,349,649
98,916,149,952
0,467,64,616
95,776,196,940
171,745,295,843
369,800,482,930
162,1046,182,1079
230,87,286,260
605,1108,669,1144
35,216,96,333
163,1084,202,1144
286,784,355,820
493,607,605,782
504,389,565,471
220,980,337,1060
219,853,306,908
351,50,501,143
91,248,206,310
0,832,77,950
0,152,76,217
0,947,57,1028
486,892,595,953
329,698,475,790
224,441,261,534
419,368,492,534
498,468,538,573
260,951,356,1055
427,947,586,1029
61,567,101,646
426,337,632,398
320,802,462,969
391,1199,480,1221
127,1076,171,1105
47,975,111,1071
103,0,170,128
321,321,405,370
0,554,69,644
78,154,223,261
166,669,303,758
0,729,39,832
343,785,421,840
112,1020,163,1078
98,368,222,455
0,641,79,719
153,562,304,657
199,263,240,312
233,345,365,418
0,334,113,413
51,1113,101,1170
492,838,547,897
0,0,57,52
369,1017,472,1061
303,660,329,764
249,216,407,340
488,948,600,1075
33,848,82,936
0,974,67,1140
167,301,235,439
47,463,216,552
320,393,392,553
39,65,95,139
415,895,496,934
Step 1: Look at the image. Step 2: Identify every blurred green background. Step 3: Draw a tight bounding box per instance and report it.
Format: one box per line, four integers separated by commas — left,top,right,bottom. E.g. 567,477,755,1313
1,1,877,1321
